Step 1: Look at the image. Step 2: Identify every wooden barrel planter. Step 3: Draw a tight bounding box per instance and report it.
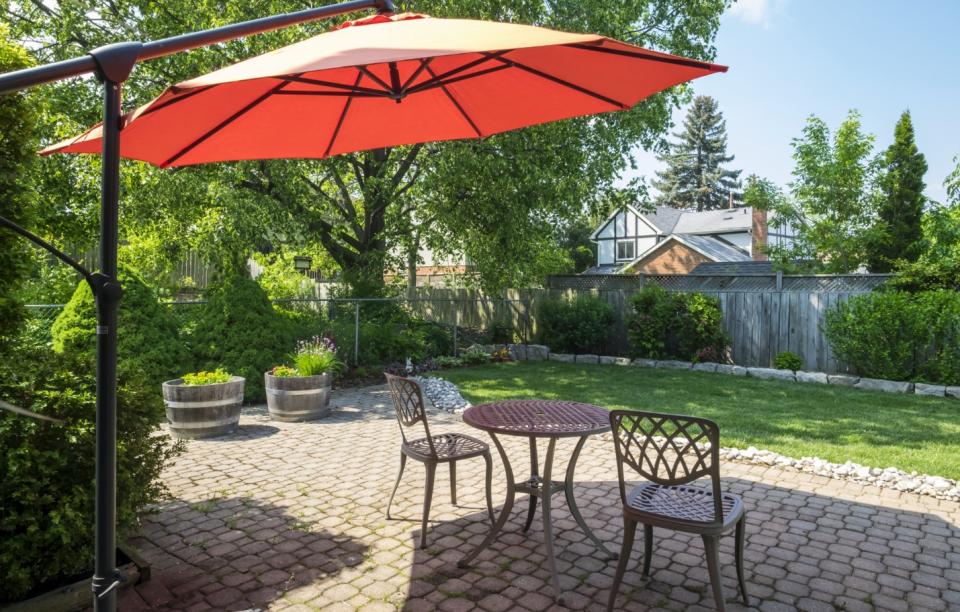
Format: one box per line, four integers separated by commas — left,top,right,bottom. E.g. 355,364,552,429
161,376,245,439
265,372,332,422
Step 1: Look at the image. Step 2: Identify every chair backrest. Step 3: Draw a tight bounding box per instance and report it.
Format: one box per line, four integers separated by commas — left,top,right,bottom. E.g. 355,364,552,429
609,409,724,523
384,373,436,457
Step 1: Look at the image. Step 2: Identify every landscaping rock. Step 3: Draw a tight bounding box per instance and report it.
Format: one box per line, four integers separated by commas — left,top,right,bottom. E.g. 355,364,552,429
855,377,914,394
796,371,829,385
599,356,631,366
524,344,550,361
657,360,693,370
412,376,470,413
549,353,575,363
914,383,946,397
715,364,747,376
827,374,860,386
576,354,599,364
947,386,960,400
692,362,718,373
631,358,657,368
747,367,796,382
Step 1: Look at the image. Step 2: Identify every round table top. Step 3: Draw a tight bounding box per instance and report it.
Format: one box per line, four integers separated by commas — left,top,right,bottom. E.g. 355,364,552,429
463,399,610,438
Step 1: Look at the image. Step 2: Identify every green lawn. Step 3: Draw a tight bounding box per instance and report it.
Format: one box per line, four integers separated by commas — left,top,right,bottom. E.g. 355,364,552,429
439,361,960,479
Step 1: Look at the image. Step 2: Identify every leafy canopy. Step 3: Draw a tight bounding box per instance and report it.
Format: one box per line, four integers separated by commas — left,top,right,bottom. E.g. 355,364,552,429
8,0,730,294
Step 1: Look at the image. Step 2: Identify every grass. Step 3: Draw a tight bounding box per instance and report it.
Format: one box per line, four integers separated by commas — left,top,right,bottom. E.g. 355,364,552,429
439,361,960,479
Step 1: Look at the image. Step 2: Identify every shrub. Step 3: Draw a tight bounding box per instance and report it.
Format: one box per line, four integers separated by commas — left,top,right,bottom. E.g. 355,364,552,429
0,351,181,601
825,290,960,384
189,273,300,402
774,351,804,372
270,365,298,377
327,309,451,366
461,345,491,365
434,356,464,369
182,368,231,385
627,285,729,362
537,295,615,354
51,267,191,387
487,322,516,344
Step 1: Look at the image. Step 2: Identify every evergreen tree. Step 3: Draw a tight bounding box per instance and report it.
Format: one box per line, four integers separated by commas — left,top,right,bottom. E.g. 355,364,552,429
867,111,928,272
653,96,742,211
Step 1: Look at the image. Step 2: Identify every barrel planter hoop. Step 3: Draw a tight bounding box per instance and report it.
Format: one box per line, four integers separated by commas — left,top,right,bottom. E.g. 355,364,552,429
161,376,245,439
265,372,332,422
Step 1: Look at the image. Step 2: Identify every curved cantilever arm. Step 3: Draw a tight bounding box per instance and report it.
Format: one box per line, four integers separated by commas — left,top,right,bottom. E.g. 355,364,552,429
0,215,95,291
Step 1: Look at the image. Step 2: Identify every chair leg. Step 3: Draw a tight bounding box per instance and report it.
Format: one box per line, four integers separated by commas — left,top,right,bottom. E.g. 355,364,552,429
386,453,406,520
607,517,637,612
483,452,495,525
642,523,653,577
735,515,749,606
702,534,726,612
420,461,437,549
449,461,457,506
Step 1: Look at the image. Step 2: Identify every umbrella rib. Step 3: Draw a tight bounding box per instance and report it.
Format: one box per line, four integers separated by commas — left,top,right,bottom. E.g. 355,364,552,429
356,66,394,96
424,65,482,138
274,91,381,98
140,85,217,118
323,70,364,158
282,74,391,97
566,43,722,71
406,63,511,95
160,79,293,168
485,53,629,110
404,50,510,95
399,57,434,95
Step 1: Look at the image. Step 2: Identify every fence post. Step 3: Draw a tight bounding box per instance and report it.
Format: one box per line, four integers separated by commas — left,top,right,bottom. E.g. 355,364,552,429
453,305,459,356
353,300,360,366
776,270,784,291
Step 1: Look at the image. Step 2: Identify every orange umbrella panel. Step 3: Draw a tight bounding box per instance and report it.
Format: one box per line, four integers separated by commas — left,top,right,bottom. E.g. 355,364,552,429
44,13,726,167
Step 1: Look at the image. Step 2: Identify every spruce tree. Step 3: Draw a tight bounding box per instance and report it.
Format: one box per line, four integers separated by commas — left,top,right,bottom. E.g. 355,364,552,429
653,96,742,211
867,111,928,272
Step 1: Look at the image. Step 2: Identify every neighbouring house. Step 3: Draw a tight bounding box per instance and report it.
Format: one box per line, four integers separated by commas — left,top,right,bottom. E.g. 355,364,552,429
584,204,795,275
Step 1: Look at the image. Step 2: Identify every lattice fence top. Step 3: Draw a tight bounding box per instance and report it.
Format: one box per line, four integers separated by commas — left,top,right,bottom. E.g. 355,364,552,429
463,400,610,438
546,273,890,293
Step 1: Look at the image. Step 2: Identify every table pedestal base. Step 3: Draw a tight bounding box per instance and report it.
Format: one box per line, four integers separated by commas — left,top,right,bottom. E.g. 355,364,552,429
458,433,617,603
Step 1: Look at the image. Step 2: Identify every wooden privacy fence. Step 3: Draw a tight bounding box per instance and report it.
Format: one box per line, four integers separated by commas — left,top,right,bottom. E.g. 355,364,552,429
411,277,887,374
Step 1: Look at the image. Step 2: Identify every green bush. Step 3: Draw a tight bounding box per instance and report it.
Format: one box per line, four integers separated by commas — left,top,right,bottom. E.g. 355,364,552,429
189,273,302,402
627,285,729,362
774,351,804,372
51,267,191,387
461,345,491,365
0,351,181,602
537,295,615,354
825,290,960,384
327,309,451,366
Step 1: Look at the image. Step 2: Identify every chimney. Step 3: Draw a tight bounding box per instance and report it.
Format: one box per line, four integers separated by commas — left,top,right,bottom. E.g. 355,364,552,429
751,207,768,261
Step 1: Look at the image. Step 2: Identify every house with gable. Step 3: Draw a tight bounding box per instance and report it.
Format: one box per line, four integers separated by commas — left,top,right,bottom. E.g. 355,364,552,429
585,204,796,275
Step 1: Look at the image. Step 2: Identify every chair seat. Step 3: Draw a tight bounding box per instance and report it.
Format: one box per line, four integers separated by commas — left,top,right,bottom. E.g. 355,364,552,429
403,433,489,461
625,483,743,532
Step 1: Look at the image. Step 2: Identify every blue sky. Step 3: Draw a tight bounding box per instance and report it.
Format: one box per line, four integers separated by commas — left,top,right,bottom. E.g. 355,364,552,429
623,0,959,204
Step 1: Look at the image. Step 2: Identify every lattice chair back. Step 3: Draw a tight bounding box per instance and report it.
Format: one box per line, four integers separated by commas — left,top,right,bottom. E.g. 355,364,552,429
384,373,437,457
609,410,724,523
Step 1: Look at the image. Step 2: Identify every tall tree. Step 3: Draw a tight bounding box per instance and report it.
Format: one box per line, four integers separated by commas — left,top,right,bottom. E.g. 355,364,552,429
0,26,37,349
653,95,741,211
866,110,928,272
8,0,729,295
759,111,881,273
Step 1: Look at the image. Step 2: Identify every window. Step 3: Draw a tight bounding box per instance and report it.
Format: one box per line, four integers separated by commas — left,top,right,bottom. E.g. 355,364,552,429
616,239,635,261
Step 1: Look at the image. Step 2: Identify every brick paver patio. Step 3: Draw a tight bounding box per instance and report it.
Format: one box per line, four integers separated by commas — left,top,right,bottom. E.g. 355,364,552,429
120,385,960,611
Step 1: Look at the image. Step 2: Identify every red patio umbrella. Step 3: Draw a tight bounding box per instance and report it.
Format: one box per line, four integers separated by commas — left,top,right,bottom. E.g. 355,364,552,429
44,12,726,167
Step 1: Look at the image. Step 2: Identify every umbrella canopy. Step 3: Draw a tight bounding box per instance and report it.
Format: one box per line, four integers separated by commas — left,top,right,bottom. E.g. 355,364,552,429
44,12,726,167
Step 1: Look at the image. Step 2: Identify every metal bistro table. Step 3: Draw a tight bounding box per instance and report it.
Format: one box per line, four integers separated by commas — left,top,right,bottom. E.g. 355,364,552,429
457,399,617,602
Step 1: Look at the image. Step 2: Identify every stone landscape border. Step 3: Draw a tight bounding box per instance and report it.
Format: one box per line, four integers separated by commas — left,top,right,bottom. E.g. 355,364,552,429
472,343,960,400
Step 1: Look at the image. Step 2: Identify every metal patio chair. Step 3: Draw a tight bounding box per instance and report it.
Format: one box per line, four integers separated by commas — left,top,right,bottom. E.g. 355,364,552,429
384,373,495,548
607,410,749,612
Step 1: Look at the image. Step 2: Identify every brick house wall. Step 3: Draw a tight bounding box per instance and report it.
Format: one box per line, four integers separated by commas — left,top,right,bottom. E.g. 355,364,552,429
627,242,711,275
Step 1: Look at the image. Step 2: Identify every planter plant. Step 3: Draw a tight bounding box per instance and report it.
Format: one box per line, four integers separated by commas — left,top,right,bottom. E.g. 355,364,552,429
161,368,245,439
265,336,343,422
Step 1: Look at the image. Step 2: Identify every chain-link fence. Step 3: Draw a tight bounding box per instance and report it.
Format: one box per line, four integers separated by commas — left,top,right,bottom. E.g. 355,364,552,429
26,295,533,366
